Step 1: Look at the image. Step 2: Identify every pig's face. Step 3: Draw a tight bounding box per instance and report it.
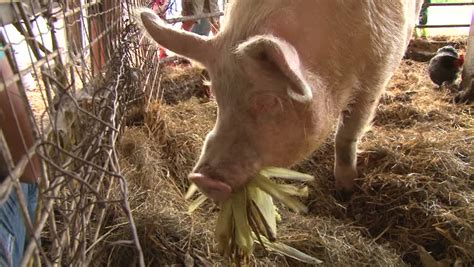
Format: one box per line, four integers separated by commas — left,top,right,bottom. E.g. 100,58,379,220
139,11,324,201
189,36,327,201
190,68,313,198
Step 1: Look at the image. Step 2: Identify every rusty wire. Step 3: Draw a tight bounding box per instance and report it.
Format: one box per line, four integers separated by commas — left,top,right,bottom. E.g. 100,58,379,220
0,0,158,266
0,0,228,265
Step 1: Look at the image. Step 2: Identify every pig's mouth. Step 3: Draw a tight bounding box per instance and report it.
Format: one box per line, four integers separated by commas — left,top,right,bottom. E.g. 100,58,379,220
188,173,232,202
188,163,260,202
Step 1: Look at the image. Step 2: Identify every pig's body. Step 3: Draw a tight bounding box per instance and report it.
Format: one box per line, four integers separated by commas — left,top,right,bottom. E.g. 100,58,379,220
138,0,423,201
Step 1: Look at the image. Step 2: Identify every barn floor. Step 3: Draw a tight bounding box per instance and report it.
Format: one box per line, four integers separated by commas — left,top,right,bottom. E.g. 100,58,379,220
105,37,473,266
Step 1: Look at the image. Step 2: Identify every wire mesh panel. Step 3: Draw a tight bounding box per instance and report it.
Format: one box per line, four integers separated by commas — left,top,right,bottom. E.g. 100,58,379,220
0,0,149,266
0,0,230,265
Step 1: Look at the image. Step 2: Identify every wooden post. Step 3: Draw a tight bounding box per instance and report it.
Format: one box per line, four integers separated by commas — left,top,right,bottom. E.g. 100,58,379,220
457,12,474,103
66,0,83,55
89,0,105,76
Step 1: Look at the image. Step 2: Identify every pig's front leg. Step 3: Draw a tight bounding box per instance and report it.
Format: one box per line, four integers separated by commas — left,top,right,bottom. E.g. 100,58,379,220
334,91,382,192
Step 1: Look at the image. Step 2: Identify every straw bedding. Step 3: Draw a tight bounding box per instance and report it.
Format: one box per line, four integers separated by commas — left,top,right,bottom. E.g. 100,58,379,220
102,38,473,266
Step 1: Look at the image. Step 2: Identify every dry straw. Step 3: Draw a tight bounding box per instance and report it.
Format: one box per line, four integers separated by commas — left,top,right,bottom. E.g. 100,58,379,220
104,37,472,266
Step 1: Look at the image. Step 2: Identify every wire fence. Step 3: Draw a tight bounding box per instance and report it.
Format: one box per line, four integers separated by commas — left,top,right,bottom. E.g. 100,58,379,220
0,0,153,266
0,0,229,265
416,1,473,28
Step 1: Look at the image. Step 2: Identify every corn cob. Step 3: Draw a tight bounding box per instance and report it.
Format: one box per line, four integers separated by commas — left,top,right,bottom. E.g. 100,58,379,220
186,167,322,265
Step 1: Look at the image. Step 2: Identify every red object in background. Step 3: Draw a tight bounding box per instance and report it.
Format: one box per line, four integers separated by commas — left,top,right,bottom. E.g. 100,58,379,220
152,0,168,19
159,48,168,60
456,54,465,68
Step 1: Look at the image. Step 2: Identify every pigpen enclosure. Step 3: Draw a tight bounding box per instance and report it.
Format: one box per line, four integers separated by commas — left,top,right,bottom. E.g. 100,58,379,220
0,0,473,266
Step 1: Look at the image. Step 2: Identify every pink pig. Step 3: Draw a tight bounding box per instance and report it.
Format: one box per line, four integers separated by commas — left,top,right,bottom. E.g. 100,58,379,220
138,0,423,201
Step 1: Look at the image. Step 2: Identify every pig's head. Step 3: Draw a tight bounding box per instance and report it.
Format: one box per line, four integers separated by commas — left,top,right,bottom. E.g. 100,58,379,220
139,10,328,202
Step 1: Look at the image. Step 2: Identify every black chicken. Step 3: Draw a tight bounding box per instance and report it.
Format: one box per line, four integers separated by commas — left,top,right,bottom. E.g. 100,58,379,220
428,46,464,86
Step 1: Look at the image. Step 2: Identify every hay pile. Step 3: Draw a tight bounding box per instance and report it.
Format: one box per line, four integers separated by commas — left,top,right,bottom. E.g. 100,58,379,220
103,38,473,266
160,65,211,105
405,36,467,62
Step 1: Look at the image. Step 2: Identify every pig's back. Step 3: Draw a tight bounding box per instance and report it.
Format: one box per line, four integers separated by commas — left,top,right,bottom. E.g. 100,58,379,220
221,0,422,74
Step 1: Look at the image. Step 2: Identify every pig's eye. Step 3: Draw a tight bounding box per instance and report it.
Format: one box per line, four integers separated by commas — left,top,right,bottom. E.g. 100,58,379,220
249,93,282,115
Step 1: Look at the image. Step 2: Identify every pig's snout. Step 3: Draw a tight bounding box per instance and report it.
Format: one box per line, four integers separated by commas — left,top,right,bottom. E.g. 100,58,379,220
188,173,232,202
188,161,259,202
189,129,261,202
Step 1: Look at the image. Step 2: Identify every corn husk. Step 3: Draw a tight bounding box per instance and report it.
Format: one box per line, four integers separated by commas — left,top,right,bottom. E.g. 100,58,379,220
186,167,322,265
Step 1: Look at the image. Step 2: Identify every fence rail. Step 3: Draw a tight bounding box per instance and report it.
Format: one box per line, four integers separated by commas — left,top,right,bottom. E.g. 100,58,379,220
416,24,471,28
426,2,474,6
417,1,473,29
166,11,224,24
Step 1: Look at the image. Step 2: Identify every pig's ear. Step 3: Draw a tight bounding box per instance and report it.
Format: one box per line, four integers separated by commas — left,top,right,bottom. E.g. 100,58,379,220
235,35,313,103
137,8,215,65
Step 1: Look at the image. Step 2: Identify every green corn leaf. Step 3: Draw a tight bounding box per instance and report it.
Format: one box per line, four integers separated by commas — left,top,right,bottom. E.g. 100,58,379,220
252,174,308,214
276,184,309,198
188,194,208,214
260,167,314,182
248,185,277,240
215,200,233,255
231,189,254,254
185,183,199,200
255,234,323,265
